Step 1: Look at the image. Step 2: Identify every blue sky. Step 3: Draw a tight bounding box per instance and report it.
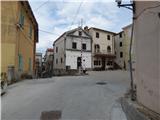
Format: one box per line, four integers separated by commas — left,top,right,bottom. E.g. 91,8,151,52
29,0,132,55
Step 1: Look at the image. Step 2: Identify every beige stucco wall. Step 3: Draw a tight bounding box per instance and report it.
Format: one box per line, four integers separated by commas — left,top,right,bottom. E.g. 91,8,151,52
1,1,37,77
134,1,160,114
89,28,115,54
89,28,115,69
115,32,125,68
123,24,135,70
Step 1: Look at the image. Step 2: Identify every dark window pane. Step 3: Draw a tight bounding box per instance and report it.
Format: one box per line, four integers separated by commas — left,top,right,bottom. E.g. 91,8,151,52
82,43,86,50
120,52,123,58
96,32,99,38
79,31,82,36
120,42,122,47
72,42,77,49
107,35,110,40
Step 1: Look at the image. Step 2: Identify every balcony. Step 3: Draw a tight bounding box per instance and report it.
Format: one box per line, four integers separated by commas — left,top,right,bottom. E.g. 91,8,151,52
94,50,116,58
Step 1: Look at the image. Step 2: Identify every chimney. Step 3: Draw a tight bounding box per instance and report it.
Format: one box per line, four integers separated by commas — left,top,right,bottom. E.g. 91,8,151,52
84,26,89,33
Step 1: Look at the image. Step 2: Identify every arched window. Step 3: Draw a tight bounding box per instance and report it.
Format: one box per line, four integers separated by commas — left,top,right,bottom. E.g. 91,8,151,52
94,44,100,53
107,46,111,53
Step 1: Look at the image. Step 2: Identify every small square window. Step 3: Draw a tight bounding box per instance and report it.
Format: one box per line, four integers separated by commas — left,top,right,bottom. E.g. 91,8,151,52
61,58,63,63
119,33,122,38
120,42,122,47
107,35,110,40
72,42,77,49
79,31,82,36
82,43,86,50
120,52,123,58
56,47,58,53
56,59,58,64
96,32,99,38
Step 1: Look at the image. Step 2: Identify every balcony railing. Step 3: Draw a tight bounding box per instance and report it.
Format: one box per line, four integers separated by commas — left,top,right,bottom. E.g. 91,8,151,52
94,50,115,58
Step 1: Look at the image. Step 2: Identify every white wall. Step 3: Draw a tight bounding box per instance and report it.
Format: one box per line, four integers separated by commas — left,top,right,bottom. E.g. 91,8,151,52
66,37,91,51
65,50,91,69
134,1,160,114
54,35,65,69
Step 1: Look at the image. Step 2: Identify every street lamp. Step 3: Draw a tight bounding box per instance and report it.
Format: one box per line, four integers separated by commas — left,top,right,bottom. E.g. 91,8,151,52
115,0,135,12
115,0,136,101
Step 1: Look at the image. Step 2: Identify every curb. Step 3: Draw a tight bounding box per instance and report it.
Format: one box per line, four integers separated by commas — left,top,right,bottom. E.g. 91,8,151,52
120,97,150,120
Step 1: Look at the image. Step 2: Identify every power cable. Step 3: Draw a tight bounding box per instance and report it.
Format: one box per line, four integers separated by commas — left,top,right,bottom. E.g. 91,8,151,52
135,4,160,19
69,0,84,30
33,0,50,12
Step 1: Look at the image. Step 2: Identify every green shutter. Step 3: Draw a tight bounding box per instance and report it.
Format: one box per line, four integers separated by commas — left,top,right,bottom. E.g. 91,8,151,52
19,10,24,27
29,58,32,71
29,25,32,39
18,54,23,71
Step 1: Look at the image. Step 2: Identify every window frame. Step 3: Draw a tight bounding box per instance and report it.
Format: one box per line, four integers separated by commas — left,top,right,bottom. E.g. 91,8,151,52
120,52,123,58
72,42,77,49
107,35,110,40
82,43,86,50
96,32,99,38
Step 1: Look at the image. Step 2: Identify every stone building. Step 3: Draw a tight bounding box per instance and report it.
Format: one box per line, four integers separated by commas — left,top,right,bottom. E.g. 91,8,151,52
53,27,92,70
87,27,116,70
114,31,125,69
1,1,38,80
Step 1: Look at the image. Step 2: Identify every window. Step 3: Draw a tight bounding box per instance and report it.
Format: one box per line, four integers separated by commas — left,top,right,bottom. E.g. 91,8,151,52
56,59,58,64
98,60,101,65
107,46,111,53
94,44,100,53
120,52,123,58
29,25,32,39
107,35,110,40
94,60,101,66
18,54,23,71
72,42,77,49
19,10,24,27
79,31,82,36
96,32,99,38
82,43,86,50
61,58,63,63
119,33,122,38
56,47,58,53
94,60,98,65
120,42,122,47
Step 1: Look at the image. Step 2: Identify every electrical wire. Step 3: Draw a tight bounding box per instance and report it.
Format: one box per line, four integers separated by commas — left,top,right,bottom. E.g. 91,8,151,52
69,0,84,30
33,0,50,12
135,4,160,19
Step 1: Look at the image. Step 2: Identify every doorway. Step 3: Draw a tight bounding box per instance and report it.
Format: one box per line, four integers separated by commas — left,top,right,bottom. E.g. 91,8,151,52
77,57,81,69
102,58,105,70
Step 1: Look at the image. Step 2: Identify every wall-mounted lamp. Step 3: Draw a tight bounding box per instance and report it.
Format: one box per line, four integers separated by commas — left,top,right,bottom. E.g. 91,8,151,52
115,0,135,12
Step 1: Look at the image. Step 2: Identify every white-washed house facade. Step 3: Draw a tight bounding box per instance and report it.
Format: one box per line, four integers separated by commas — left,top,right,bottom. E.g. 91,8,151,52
53,27,92,70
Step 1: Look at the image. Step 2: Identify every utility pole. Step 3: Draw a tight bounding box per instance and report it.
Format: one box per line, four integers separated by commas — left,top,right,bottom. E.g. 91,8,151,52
80,18,83,74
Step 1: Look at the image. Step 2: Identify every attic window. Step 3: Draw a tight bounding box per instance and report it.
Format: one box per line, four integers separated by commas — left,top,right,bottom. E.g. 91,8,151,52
79,31,82,36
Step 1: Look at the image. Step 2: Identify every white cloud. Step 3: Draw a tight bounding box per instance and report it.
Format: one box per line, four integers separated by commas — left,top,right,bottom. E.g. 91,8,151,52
29,0,132,55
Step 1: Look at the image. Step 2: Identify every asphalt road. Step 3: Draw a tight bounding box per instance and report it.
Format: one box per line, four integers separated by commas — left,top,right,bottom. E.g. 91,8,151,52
2,70,130,120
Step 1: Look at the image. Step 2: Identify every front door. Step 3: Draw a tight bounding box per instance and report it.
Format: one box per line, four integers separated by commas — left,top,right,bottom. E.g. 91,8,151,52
77,57,81,69
102,58,105,70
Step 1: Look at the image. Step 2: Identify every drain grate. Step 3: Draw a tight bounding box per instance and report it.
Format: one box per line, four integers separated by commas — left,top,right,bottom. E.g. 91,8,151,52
96,81,107,85
40,110,61,120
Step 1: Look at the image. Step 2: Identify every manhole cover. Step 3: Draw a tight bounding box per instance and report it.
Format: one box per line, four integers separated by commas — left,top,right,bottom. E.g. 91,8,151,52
96,82,107,85
40,111,61,120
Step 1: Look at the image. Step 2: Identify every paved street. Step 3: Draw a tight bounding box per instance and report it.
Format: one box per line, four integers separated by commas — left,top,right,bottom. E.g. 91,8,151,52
2,71,130,120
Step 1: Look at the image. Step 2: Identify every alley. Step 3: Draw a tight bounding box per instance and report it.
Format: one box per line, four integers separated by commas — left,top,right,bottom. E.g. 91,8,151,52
2,71,130,120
